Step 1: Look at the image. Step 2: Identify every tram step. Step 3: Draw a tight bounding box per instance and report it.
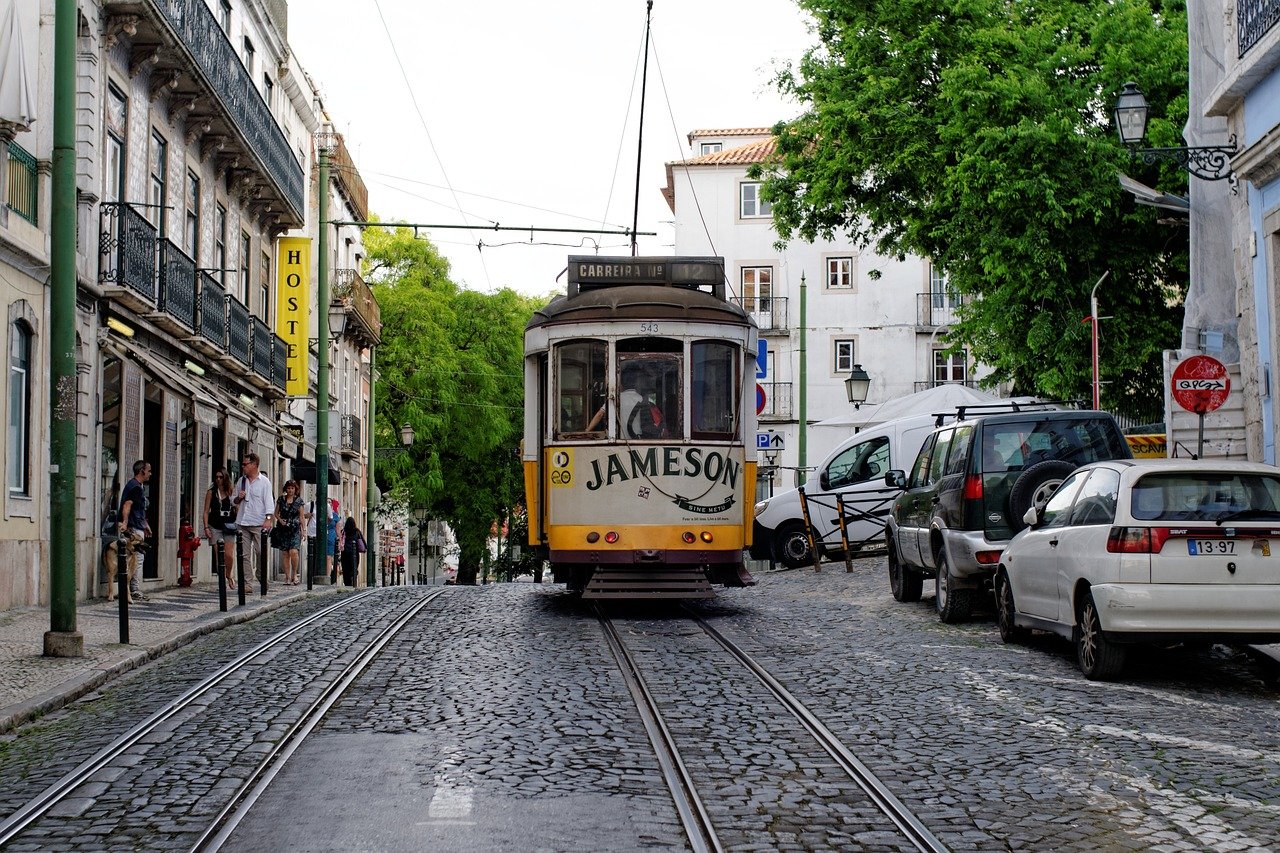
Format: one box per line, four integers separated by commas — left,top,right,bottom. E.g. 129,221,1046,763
583,567,715,600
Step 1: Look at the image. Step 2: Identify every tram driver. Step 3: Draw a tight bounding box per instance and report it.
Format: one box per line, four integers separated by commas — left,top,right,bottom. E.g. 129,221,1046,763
586,365,667,438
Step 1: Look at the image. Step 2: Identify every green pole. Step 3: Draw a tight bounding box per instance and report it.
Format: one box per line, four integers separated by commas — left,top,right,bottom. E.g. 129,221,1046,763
365,350,376,587
798,271,807,483
45,0,83,657
314,141,331,584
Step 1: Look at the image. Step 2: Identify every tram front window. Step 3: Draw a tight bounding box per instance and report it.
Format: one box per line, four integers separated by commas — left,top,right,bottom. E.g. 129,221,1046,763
692,341,738,438
555,340,607,438
616,353,682,440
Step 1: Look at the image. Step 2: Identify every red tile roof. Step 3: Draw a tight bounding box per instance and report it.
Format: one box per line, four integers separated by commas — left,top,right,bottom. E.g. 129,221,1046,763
686,127,773,143
673,137,776,167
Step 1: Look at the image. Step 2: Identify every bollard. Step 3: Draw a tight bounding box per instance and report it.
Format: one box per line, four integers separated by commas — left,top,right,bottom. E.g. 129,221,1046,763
307,536,315,591
236,531,247,607
259,529,268,597
215,538,228,613
834,494,854,573
797,486,823,572
116,532,130,644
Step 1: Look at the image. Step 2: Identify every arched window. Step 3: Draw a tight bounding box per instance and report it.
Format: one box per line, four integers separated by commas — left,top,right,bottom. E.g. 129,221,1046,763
8,320,32,495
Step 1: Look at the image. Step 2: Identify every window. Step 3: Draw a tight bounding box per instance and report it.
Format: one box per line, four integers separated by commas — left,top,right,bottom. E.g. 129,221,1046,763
907,435,936,489
741,266,772,314
148,130,167,235
739,182,771,218
8,321,31,496
926,428,954,485
243,38,255,77
555,340,607,437
700,142,722,155
262,74,274,109
214,204,227,285
218,0,231,31
104,84,128,205
617,340,683,440
692,341,738,438
184,170,200,258
834,339,855,374
240,232,251,303
930,263,960,308
826,437,890,489
1068,468,1121,526
259,251,271,322
944,425,974,477
1130,472,1280,522
1039,471,1088,529
933,349,968,385
827,256,853,289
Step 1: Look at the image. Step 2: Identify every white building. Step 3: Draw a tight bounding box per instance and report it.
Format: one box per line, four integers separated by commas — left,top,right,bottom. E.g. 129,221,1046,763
664,128,995,487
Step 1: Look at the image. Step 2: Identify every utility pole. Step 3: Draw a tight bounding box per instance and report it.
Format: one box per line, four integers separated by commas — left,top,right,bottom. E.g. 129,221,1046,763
366,352,377,587
45,0,83,657
798,272,807,484
314,134,333,584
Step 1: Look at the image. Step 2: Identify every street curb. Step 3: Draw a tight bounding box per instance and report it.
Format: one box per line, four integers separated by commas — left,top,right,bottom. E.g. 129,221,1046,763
0,588,337,735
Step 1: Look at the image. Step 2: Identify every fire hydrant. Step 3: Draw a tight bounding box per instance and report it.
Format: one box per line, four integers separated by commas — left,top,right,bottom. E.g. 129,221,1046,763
178,521,200,587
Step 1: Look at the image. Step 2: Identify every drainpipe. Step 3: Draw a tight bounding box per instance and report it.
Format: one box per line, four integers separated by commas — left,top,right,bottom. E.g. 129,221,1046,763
45,0,83,657
798,271,807,484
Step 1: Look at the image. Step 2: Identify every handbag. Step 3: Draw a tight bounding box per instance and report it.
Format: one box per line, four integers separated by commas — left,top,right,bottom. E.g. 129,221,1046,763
269,525,285,548
356,533,366,553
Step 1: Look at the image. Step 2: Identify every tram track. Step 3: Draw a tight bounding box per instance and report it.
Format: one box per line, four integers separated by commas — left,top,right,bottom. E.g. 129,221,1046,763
0,588,445,849
597,604,949,853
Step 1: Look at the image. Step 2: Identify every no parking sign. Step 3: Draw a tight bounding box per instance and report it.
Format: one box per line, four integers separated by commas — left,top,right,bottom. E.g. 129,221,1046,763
1171,356,1230,414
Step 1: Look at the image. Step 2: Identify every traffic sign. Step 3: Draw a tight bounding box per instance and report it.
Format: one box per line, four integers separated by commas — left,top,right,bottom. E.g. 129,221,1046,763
756,432,785,450
756,340,767,378
1171,355,1230,414
755,383,766,415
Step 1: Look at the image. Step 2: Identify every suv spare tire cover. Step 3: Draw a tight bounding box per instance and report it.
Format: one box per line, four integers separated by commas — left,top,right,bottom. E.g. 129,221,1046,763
1008,460,1077,531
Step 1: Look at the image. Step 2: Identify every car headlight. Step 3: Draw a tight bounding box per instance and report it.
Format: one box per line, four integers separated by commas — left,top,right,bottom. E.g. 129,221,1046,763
754,499,770,517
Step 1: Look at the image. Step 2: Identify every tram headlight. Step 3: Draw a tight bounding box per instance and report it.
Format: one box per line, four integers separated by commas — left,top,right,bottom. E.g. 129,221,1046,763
754,499,770,517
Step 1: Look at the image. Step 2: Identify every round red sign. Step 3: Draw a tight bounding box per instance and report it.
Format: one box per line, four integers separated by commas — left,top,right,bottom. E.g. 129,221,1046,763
1171,355,1230,414
755,383,767,416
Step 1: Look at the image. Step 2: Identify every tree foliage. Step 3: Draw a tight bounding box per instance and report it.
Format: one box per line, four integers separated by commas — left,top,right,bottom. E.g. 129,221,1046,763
366,224,546,583
755,0,1189,410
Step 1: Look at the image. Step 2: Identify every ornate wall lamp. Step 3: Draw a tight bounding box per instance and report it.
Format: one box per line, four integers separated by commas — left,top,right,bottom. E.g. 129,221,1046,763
1112,82,1237,183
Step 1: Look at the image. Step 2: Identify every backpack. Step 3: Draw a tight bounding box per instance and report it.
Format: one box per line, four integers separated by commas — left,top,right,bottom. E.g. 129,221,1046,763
100,509,119,540
627,400,665,439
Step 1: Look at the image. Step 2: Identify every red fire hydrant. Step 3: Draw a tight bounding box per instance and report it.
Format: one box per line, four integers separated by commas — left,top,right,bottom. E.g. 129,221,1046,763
178,521,200,587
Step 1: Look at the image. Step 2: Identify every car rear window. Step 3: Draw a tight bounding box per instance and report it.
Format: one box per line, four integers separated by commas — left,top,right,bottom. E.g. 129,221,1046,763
979,418,1128,473
1130,472,1280,521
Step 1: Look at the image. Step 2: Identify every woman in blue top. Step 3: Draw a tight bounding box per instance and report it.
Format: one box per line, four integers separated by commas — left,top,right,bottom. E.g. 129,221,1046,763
326,499,340,583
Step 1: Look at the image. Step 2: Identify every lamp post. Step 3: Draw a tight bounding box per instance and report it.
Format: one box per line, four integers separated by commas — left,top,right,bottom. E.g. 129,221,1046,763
844,364,871,409
313,132,334,586
1112,82,1237,182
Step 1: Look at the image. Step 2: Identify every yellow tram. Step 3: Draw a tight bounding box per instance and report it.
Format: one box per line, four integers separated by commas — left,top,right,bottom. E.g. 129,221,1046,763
523,256,759,598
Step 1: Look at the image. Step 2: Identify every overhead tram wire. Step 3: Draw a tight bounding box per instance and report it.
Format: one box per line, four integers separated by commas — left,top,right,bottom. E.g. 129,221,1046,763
371,0,491,289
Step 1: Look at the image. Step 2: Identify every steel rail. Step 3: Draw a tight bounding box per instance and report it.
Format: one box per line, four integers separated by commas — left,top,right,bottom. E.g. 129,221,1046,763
194,589,447,851
0,589,383,845
595,606,723,853
691,616,950,853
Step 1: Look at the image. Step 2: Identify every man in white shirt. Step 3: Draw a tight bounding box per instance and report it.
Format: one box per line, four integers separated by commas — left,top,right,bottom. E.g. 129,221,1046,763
233,452,275,583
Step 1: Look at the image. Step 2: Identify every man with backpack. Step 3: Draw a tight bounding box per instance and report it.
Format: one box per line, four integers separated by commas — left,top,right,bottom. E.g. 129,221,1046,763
116,460,152,602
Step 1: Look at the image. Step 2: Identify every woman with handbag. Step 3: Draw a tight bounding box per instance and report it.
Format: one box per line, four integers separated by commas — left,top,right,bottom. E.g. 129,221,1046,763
274,479,305,585
202,469,237,589
340,516,365,587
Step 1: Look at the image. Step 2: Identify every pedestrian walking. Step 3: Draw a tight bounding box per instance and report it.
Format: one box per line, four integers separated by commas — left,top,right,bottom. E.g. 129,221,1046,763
326,499,341,583
275,480,304,585
202,469,237,589
340,516,365,587
117,460,152,602
232,453,275,584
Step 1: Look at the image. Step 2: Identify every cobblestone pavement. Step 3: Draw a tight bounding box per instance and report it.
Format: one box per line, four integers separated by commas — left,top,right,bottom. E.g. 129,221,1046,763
2,567,1278,852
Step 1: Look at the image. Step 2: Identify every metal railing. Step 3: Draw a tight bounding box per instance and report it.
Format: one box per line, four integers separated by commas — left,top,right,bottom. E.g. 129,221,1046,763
731,296,789,333
250,316,272,379
6,142,37,225
1239,0,1280,56
99,202,157,300
758,381,793,419
271,332,289,392
328,135,369,222
228,297,251,365
198,272,227,346
333,268,381,341
341,413,363,451
916,292,965,327
110,0,304,219
157,239,197,329
914,379,978,393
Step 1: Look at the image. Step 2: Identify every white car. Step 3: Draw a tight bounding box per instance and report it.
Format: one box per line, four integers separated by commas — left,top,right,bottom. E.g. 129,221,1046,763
996,458,1280,680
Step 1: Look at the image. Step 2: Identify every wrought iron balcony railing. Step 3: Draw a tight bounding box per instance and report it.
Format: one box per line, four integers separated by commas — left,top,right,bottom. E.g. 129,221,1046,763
328,135,369,222
250,316,272,379
758,381,793,420
6,142,37,225
227,297,251,366
333,268,382,345
1239,0,1280,56
916,292,965,327
198,272,227,347
157,239,197,329
731,296,789,333
341,413,363,451
271,332,289,392
103,0,304,221
99,202,157,300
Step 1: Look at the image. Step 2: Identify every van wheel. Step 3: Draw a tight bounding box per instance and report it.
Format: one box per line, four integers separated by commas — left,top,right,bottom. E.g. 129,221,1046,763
775,523,814,569
995,569,1029,644
934,549,973,624
888,542,922,602
1076,590,1126,680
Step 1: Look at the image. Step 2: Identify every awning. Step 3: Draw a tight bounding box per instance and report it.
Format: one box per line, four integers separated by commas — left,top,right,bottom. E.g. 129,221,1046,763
278,431,300,459
292,460,341,485
103,338,224,415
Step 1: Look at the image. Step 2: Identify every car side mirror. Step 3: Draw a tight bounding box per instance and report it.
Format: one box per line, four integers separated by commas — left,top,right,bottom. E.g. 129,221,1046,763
819,471,831,491
885,470,906,489
1022,506,1039,528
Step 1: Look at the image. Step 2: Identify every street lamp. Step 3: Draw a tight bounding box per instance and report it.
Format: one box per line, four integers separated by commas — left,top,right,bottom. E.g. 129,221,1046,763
1112,82,1237,182
844,364,871,409
399,422,414,448
328,302,348,341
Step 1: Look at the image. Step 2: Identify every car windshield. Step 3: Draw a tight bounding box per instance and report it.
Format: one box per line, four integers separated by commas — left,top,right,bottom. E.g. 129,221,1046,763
980,417,1127,473
1129,471,1280,522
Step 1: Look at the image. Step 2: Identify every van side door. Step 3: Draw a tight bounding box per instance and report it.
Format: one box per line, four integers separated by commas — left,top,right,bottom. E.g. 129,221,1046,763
916,428,955,570
815,435,893,549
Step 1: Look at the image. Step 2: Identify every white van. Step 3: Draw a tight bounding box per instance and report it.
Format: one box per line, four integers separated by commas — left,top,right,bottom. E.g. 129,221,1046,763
750,414,938,568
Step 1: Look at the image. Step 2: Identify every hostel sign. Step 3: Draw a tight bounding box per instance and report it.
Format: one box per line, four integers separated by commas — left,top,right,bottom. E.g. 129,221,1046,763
275,237,311,397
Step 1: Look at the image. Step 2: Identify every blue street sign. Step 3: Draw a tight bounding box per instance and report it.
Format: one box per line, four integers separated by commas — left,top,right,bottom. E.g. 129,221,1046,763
756,432,771,449
756,340,767,378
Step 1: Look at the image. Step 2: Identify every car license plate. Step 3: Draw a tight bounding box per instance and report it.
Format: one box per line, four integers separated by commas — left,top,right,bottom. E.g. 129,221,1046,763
1188,539,1236,555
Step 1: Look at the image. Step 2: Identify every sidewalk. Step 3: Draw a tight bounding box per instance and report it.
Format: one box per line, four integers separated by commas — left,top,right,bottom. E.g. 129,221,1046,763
0,580,339,734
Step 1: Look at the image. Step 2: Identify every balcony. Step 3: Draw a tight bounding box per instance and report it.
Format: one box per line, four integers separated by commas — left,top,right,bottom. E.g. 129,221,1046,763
153,239,196,333
6,142,37,225
1239,0,1280,56
333,269,382,347
340,413,363,454
758,381,794,421
227,296,251,367
195,271,226,356
249,316,272,388
102,0,304,224
99,202,157,311
916,292,965,328
270,332,289,394
327,134,369,222
731,296,789,334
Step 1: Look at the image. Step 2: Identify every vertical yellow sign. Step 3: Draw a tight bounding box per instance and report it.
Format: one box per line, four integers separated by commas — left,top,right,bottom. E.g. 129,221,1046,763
275,237,311,397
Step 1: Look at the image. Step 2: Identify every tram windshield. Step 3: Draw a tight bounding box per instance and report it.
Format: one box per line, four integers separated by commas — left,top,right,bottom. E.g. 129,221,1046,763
555,340,607,439
692,341,737,439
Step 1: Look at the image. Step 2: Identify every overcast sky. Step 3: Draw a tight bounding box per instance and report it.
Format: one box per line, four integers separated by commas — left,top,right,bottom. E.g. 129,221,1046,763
287,1,814,297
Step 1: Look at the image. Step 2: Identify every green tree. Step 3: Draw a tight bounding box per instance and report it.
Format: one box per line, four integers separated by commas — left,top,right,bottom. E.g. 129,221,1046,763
756,0,1189,412
366,224,545,583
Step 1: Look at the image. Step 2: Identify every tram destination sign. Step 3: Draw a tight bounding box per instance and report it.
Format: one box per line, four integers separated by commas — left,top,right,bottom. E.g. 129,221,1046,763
567,255,724,290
